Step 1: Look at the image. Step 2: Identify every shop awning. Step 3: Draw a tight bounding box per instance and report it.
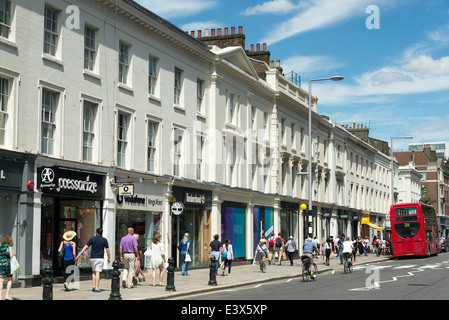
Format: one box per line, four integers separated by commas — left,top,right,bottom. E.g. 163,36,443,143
361,216,384,231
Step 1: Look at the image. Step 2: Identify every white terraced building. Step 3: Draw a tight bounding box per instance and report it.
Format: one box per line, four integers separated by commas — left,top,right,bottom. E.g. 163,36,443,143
0,0,400,286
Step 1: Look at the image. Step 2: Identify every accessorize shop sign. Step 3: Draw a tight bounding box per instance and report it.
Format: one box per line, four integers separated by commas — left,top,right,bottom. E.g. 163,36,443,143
37,166,105,198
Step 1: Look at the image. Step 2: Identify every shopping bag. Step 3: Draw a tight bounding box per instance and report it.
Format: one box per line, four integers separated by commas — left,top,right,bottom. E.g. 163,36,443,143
10,256,19,273
144,246,152,259
185,253,192,262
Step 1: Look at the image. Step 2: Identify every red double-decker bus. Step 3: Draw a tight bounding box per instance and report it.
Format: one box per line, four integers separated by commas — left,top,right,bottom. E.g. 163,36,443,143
390,203,439,257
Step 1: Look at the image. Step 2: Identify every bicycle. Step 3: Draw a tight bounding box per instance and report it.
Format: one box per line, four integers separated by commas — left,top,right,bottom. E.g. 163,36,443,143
342,252,353,274
301,255,318,282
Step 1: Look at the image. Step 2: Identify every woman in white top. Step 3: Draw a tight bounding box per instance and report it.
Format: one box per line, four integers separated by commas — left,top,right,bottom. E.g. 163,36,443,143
149,232,166,287
221,239,233,276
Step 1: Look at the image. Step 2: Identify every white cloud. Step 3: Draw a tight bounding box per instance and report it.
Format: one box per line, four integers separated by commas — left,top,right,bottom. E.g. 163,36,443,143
135,0,218,19
241,0,305,16
401,55,449,76
282,54,344,75
259,0,381,45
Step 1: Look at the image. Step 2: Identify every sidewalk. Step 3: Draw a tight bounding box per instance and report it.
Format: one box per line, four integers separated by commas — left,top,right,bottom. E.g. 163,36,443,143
5,253,392,300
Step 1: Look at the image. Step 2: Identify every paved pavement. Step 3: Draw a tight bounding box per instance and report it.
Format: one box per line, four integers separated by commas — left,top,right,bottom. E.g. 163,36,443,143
4,253,392,300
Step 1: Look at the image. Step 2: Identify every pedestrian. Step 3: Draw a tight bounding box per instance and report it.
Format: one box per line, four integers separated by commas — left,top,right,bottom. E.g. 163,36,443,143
58,230,77,291
373,236,380,256
285,236,296,266
267,233,276,265
337,234,345,264
133,233,145,283
351,237,357,262
180,233,191,276
119,227,139,288
149,232,166,287
313,236,320,257
209,234,222,274
330,236,335,259
75,228,110,293
255,240,268,273
320,237,326,264
357,237,364,256
325,238,332,266
275,233,284,265
0,233,14,300
221,239,233,276
364,236,370,256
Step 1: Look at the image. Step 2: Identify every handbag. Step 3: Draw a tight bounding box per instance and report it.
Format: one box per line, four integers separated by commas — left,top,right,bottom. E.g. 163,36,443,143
10,256,19,273
221,252,227,260
144,246,152,259
185,253,192,262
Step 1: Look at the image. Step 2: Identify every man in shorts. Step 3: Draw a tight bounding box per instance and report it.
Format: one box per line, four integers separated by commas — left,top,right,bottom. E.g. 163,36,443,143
76,228,110,292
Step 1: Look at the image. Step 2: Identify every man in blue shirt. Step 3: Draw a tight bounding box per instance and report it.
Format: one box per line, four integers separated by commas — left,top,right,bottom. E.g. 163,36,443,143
76,228,110,292
302,237,318,266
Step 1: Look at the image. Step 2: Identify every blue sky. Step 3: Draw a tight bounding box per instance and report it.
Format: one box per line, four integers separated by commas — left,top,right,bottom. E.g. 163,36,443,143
135,0,449,152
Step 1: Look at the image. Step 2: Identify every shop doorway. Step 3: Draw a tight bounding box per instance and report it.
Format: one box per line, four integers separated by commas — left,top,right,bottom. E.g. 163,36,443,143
40,197,102,275
172,209,210,268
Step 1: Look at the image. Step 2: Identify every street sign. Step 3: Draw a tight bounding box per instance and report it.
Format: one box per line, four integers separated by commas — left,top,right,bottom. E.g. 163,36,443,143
118,184,134,196
171,201,184,215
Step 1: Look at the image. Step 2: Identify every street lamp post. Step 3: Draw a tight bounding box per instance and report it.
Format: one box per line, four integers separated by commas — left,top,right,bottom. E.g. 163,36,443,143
390,136,413,205
305,76,343,240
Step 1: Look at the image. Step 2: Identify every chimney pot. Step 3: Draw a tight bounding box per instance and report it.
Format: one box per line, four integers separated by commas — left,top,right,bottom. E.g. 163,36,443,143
217,28,221,36
224,27,229,35
276,59,280,67
231,27,235,34
263,43,267,51
270,60,274,67
256,43,260,51
191,31,195,37
204,29,209,36
211,29,215,36
238,26,243,34
198,30,202,37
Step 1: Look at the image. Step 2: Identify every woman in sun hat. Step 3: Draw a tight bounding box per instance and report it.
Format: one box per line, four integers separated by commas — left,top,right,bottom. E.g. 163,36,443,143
58,230,77,291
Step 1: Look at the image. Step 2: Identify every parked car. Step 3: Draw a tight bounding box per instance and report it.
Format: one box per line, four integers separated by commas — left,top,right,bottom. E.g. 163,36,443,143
440,237,449,252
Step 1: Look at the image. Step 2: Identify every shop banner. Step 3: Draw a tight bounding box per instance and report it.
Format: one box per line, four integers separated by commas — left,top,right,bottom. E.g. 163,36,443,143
37,166,105,198
0,159,23,192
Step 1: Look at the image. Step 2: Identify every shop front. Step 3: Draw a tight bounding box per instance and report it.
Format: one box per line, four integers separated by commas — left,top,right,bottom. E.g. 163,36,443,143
171,187,212,268
221,201,246,260
280,202,299,247
115,181,165,269
37,166,105,275
337,210,349,237
0,159,22,247
253,206,274,253
0,154,36,285
320,207,332,239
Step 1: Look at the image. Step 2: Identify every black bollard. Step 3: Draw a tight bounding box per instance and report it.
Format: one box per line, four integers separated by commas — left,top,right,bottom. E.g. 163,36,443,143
42,265,54,300
165,257,176,292
208,256,217,286
109,260,122,300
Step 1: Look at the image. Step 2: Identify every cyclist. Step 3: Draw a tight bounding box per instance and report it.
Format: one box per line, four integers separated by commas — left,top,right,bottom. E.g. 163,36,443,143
302,237,318,267
342,237,353,267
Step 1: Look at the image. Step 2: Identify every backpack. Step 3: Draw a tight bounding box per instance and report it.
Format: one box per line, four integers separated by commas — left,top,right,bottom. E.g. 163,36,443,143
275,237,282,247
269,237,275,247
